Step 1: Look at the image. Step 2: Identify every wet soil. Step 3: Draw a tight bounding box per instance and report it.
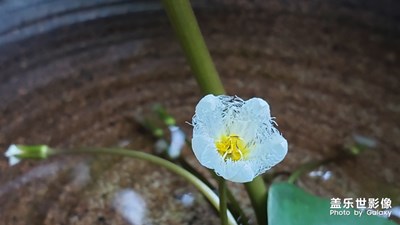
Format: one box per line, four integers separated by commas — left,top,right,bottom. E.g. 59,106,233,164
0,1,399,224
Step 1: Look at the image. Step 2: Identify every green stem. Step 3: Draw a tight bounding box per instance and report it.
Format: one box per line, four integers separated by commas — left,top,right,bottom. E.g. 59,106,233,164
54,147,238,225
162,0,225,95
245,176,267,225
180,152,250,225
219,177,228,225
226,188,250,225
162,1,268,224
177,151,249,225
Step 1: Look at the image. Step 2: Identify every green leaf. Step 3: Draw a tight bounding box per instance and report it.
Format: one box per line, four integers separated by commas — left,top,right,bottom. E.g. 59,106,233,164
268,182,398,225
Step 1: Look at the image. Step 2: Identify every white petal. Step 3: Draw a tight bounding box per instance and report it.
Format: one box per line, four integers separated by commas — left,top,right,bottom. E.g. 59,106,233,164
192,94,224,137
212,159,227,177
223,160,242,180
229,97,272,142
5,144,22,157
199,145,221,169
227,164,255,183
243,98,271,122
212,160,256,183
263,134,288,166
9,156,21,166
229,120,257,145
167,126,185,159
192,134,219,169
213,159,234,180
191,134,209,160
220,161,248,181
250,133,288,176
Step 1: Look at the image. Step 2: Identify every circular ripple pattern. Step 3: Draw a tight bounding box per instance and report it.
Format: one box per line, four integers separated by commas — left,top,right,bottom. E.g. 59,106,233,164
0,1,399,224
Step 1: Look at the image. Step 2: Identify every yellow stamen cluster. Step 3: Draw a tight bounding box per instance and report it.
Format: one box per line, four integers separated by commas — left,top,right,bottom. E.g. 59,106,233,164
215,135,248,161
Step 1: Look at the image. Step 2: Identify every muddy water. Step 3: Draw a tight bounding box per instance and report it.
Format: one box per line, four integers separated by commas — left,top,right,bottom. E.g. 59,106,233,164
0,1,399,224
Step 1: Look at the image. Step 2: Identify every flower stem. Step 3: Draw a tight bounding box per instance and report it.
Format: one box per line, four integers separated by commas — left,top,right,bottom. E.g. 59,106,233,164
54,147,238,225
244,176,267,225
161,0,225,95
162,1,268,224
218,177,228,225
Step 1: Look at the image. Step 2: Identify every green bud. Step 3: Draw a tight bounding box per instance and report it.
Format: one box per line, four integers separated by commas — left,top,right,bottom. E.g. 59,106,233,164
4,144,50,166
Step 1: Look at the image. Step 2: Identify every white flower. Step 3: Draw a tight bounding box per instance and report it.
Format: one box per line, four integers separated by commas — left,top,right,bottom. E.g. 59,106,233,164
154,126,186,159
167,126,186,159
5,144,23,166
4,144,49,166
191,94,288,183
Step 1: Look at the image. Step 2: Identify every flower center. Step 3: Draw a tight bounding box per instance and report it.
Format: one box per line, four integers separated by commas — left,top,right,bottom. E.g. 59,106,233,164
215,135,248,161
